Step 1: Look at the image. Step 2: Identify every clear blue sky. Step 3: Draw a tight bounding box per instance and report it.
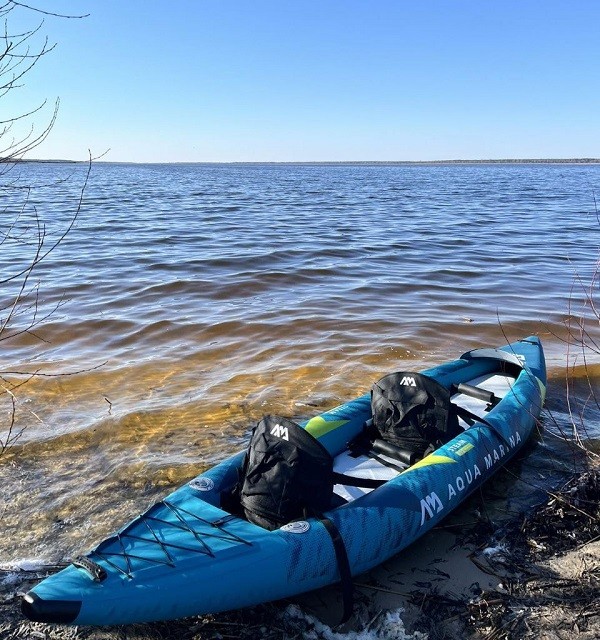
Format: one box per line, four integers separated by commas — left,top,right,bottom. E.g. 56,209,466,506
6,0,600,162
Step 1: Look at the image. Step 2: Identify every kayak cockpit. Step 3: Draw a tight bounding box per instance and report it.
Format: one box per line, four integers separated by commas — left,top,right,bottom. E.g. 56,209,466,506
330,370,518,504
220,351,524,531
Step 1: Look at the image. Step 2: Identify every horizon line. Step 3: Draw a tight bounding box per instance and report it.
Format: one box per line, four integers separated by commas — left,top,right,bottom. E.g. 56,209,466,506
16,157,600,165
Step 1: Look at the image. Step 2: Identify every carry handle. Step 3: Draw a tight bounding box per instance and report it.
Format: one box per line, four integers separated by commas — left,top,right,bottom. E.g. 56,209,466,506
72,556,107,582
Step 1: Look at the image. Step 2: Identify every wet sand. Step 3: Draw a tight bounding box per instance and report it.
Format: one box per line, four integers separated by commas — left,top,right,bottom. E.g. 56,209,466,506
2,459,598,640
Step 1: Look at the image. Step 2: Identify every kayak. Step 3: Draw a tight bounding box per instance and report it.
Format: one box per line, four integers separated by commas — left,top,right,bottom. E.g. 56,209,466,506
22,336,546,625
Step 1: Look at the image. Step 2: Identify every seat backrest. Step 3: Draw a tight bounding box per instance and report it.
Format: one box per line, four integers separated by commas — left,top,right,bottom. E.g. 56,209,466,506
239,415,334,530
371,372,462,457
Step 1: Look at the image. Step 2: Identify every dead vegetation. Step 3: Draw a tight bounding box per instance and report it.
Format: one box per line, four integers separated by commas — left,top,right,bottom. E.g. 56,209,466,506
409,464,600,640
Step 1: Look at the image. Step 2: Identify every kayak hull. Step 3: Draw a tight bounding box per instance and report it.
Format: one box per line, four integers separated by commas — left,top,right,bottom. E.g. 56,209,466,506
23,337,546,625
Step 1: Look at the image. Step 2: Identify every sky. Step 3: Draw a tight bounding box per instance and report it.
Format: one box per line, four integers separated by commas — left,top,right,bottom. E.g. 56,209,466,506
4,0,600,163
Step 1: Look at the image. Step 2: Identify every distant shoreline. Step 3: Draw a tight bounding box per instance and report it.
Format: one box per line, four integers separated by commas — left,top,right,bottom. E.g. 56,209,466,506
13,157,600,165
14,158,79,164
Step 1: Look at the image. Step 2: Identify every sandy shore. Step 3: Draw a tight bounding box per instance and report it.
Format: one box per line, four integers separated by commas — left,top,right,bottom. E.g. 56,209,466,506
2,462,598,640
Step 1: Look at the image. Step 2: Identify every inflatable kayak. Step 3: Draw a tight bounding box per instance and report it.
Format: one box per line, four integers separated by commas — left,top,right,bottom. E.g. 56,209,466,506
22,337,546,625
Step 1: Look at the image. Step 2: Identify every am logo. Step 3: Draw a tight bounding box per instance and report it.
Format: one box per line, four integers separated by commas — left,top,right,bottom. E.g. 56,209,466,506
420,491,443,525
400,376,417,387
270,423,290,441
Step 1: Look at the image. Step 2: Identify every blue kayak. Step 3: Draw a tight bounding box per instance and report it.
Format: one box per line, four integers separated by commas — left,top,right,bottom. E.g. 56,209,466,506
22,337,546,625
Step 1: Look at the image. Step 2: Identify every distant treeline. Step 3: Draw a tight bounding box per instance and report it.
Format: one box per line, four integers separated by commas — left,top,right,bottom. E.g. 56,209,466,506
11,158,79,163
11,158,600,165
227,159,600,166
281,159,600,165
404,158,600,165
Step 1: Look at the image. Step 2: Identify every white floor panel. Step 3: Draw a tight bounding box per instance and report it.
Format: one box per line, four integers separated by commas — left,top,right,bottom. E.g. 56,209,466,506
333,451,400,502
451,374,515,429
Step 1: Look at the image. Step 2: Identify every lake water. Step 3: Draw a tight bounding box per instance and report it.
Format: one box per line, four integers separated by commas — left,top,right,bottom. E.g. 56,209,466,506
1,162,599,567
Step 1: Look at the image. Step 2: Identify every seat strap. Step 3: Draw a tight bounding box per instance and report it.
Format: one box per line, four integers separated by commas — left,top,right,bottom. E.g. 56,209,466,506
363,450,407,473
453,404,511,447
331,471,386,489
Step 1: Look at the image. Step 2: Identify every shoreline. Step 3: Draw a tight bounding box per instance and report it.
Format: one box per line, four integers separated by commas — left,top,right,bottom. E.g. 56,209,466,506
2,459,598,639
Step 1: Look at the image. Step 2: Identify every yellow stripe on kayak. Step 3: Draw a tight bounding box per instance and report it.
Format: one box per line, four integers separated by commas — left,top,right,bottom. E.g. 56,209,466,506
304,416,349,439
536,377,547,405
403,454,457,473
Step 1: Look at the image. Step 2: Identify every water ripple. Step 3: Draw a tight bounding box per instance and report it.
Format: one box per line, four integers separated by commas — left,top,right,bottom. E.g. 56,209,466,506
2,162,600,564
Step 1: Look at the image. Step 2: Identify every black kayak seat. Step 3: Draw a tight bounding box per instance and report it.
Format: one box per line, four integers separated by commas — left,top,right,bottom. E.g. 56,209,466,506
370,371,463,458
237,415,386,530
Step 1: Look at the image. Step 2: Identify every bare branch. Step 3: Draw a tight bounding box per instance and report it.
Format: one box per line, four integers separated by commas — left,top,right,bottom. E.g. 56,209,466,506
8,1,89,20
0,3,90,455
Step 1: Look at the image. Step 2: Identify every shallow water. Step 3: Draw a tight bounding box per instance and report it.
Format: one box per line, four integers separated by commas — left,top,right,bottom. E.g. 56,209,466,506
1,162,599,566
